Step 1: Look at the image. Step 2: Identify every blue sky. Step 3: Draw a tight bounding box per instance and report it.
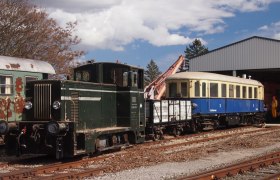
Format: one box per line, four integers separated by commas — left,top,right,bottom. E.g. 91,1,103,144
33,0,280,71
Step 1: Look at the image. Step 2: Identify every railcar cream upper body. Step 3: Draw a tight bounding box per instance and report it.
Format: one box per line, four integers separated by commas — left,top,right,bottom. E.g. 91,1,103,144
166,71,264,100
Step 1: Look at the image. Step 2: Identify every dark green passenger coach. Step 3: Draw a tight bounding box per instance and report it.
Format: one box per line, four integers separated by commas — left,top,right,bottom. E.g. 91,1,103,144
2,62,145,159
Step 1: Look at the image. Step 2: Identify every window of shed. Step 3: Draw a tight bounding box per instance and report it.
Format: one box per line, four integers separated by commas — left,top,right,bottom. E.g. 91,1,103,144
229,84,234,98
248,87,252,98
210,83,218,97
181,82,187,97
242,86,247,98
202,82,206,97
254,87,258,99
169,83,177,97
221,84,227,97
0,75,13,95
194,81,200,97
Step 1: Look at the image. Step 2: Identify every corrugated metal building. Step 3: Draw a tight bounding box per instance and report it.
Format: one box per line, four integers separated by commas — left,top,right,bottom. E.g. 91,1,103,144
189,36,280,106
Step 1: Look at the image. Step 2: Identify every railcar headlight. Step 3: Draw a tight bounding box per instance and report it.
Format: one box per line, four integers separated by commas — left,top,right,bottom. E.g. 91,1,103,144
46,121,67,136
25,101,33,110
192,103,198,109
0,120,8,135
52,101,61,110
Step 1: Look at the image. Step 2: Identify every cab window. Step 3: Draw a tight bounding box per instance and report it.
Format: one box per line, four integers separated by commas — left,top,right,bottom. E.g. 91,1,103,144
248,87,252,99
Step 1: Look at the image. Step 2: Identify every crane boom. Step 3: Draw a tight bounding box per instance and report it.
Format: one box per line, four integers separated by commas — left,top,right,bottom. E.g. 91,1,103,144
144,55,185,100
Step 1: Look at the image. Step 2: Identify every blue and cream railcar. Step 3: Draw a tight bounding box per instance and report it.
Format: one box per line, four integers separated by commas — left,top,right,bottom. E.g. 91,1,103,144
0,55,55,123
166,72,264,128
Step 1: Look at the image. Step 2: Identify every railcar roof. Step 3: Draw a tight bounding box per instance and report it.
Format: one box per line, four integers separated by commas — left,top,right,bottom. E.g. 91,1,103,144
167,71,263,86
0,55,55,74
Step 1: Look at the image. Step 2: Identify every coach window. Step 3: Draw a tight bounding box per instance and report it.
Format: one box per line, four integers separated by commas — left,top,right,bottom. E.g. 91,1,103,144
181,82,187,97
202,82,206,97
169,83,177,97
254,87,258,99
229,84,234,98
236,85,241,98
221,84,227,97
210,83,218,97
0,75,13,95
194,81,200,97
248,87,253,99
242,86,247,98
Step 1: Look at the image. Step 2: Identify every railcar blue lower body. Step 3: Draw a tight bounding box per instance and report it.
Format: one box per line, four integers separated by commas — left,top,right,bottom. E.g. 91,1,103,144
191,98,264,115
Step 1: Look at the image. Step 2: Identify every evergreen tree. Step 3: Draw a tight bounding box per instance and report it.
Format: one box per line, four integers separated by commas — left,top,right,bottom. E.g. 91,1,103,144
184,39,208,71
144,59,161,86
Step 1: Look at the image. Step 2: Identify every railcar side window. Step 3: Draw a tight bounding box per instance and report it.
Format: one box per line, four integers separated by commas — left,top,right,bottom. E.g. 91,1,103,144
242,86,247,98
210,83,218,97
229,84,234,98
169,83,177,97
254,87,258,99
181,82,187,97
0,75,13,95
248,87,252,99
202,82,206,97
194,81,200,97
221,84,227,97
236,85,241,98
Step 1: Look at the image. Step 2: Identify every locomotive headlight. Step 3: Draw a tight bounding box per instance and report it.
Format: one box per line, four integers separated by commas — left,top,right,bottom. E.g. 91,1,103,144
0,120,8,135
46,121,67,136
25,101,33,110
52,101,61,110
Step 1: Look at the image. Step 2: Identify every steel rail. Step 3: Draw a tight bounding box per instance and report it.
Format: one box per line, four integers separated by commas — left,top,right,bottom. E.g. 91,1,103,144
179,151,280,180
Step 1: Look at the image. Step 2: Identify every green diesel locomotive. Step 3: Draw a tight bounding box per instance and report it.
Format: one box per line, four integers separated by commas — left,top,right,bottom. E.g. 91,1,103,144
2,62,145,159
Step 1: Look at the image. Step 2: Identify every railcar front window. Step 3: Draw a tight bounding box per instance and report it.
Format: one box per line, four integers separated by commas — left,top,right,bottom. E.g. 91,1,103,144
254,87,258,99
242,86,247,98
194,81,200,97
248,87,252,99
169,83,177,97
0,75,13,95
123,72,128,87
181,82,187,97
210,83,218,97
236,85,241,98
222,84,227,97
229,84,234,98
202,82,206,97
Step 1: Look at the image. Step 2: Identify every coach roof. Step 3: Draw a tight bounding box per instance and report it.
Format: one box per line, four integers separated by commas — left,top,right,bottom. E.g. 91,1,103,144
166,71,263,86
0,55,55,74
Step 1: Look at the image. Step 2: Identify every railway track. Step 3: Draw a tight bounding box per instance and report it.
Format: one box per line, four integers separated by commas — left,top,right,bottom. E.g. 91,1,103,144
1,126,278,180
179,151,280,180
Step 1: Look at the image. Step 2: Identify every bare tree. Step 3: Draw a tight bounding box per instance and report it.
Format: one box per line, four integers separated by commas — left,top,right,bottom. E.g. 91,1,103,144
0,0,84,75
